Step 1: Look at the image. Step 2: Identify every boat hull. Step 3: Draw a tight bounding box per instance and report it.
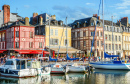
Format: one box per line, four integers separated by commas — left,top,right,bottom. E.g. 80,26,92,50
0,68,37,78
90,62,130,70
37,67,51,75
66,66,86,73
51,68,65,74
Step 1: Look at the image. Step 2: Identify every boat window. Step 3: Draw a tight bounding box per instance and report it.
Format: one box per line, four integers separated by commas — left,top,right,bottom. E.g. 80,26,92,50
5,61,14,65
16,60,26,69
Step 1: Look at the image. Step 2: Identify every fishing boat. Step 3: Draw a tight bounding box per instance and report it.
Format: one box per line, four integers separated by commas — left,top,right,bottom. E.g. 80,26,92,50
0,59,37,78
48,63,66,74
65,63,86,73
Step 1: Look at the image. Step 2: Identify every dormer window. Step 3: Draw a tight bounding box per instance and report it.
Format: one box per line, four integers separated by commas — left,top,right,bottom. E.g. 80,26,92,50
91,22,94,26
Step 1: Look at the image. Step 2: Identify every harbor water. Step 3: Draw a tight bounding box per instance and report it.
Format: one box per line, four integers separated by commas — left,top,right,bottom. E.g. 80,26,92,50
0,69,130,84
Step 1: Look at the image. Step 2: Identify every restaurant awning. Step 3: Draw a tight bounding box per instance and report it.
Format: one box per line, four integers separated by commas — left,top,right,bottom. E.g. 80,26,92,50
0,50,7,53
15,50,49,54
46,47,83,53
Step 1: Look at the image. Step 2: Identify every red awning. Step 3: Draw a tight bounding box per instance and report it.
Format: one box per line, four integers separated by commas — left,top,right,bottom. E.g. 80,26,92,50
15,50,49,54
0,50,7,53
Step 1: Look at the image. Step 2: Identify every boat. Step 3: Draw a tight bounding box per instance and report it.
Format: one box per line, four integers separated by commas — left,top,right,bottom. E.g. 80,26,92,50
90,52,130,70
48,63,66,74
27,59,51,75
0,59,37,78
65,63,86,73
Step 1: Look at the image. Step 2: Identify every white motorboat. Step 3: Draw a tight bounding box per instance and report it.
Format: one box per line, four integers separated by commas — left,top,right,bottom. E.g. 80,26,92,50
27,59,51,75
48,63,66,74
0,59,37,78
65,63,86,73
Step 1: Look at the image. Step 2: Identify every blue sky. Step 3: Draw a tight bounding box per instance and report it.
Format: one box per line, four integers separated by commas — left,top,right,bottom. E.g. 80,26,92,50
0,0,130,23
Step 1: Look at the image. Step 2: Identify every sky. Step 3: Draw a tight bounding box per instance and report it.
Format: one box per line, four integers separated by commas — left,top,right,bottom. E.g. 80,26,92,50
0,0,130,23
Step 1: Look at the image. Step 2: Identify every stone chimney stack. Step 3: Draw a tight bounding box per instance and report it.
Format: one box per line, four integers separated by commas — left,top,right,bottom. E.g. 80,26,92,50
39,16,43,25
121,17,128,27
51,15,56,20
93,14,100,20
25,17,29,26
2,5,10,24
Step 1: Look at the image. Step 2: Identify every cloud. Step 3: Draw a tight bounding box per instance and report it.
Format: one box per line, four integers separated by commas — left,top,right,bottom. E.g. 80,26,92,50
86,3,94,6
52,5,97,22
24,5,30,9
120,10,130,14
114,0,130,9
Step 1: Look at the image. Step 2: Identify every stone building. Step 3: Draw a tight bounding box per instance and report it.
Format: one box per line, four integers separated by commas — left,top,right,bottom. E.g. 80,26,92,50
70,14,104,58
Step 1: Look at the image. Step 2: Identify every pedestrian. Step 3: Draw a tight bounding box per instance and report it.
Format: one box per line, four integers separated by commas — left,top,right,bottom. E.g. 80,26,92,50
99,56,101,61
1,56,3,65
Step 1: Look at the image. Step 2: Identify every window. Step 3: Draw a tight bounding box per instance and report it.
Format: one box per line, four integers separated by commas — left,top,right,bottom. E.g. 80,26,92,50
126,36,128,41
119,36,121,41
91,31,94,36
105,34,107,40
72,41,75,47
77,41,80,48
16,31,19,37
115,36,117,41
109,35,111,41
50,29,53,35
97,41,99,46
117,28,119,32
119,44,121,50
114,27,115,32
100,32,103,36
55,29,58,36
83,31,86,37
39,42,42,48
101,41,103,46
77,32,80,37
54,39,59,45
109,44,111,50
29,42,33,48
15,42,19,48
72,32,75,38
65,39,68,46
91,23,94,26
97,32,99,36
116,44,118,50
30,32,33,38
91,40,94,46
106,44,107,50
129,37,130,41
107,26,109,31
83,41,86,46
50,39,59,45
5,61,14,65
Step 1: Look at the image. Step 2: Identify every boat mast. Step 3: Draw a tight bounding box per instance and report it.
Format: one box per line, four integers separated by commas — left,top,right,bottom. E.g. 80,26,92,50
102,0,105,54
49,16,51,56
66,17,68,54
112,16,114,55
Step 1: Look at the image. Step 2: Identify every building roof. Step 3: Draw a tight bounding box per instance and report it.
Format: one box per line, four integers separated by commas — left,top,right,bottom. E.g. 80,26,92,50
100,19,118,27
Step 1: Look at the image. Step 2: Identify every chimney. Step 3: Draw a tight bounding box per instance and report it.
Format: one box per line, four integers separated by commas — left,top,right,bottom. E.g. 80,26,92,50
0,10,1,12
51,15,56,20
2,5,10,24
39,16,43,25
25,17,29,26
93,14,100,20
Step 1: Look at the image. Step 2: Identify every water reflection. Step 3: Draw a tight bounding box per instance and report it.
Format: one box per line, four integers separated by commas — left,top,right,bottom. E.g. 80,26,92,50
93,69,130,84
1,70,130,84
